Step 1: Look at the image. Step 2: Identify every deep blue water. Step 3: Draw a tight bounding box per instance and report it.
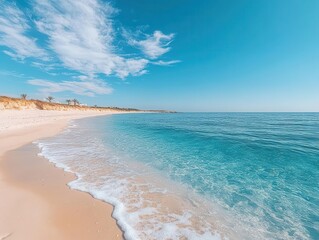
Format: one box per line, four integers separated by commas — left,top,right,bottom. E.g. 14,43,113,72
38,113,319,239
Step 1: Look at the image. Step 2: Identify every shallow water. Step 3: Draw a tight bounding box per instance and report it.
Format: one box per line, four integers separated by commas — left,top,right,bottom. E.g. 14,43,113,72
36,113,319,239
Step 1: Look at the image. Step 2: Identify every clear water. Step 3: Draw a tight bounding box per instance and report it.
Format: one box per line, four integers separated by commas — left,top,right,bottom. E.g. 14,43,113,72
36,113,319,240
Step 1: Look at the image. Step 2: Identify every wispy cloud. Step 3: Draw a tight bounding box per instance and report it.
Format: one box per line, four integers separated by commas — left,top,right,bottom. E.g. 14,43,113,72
0,1,46,60
0,70,29,78
0,0,178,97
127,30,175,59
152,60,181,66
33,0,148,78
28,77,113,97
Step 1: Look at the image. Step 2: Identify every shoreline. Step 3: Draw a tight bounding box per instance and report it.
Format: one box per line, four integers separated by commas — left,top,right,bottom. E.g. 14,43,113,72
0,110,124,240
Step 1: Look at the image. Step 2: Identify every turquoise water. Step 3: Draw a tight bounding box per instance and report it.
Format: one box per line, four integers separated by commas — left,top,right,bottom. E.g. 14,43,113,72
37,113,319,239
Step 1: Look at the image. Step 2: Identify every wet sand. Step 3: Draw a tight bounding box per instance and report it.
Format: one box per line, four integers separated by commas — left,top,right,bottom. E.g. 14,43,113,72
0,110,123,239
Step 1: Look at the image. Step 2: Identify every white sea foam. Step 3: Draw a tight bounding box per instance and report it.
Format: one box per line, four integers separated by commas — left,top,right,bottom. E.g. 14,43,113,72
34,121,225,240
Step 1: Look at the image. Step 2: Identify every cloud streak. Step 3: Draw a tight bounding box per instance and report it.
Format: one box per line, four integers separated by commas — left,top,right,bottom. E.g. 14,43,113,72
127,31,175,59
0,1,47,60
152,60,181,66
28,77,113,97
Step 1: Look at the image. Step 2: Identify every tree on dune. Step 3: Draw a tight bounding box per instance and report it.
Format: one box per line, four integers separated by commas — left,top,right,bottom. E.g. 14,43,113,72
21,94,27,100
46,96,54,102
72,99,79,105
66,99,71,105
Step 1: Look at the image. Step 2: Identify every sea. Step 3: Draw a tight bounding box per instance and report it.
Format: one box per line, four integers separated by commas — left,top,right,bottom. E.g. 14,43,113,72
35,113,319,240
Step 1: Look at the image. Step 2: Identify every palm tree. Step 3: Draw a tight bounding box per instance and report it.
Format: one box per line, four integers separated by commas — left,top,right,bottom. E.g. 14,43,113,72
72,99,79,105
21,94,27,100
46,96,54,102
66,99,71,105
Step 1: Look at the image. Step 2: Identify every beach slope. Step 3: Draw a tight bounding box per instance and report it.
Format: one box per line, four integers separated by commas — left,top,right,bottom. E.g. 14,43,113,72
0,110,123,240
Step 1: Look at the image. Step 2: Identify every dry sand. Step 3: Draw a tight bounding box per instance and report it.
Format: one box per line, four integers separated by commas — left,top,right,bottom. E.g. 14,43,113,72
0,110,123,240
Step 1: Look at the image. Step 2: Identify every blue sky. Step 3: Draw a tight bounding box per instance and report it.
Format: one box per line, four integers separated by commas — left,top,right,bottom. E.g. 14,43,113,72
0,0,318,111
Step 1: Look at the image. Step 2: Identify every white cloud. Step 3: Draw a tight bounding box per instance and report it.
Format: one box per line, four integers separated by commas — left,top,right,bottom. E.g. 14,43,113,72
0,70,28,78
33,0,148,78
28,77,113,97
127,30,175,59
0,1,46,60
152,60,181,66
0,0,178,97
31,62,59,73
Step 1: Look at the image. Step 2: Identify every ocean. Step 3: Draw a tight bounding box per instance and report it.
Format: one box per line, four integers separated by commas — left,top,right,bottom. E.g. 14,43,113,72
35,113,319,240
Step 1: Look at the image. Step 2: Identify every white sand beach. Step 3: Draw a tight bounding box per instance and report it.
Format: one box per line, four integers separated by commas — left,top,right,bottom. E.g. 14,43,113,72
0,110,123,240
